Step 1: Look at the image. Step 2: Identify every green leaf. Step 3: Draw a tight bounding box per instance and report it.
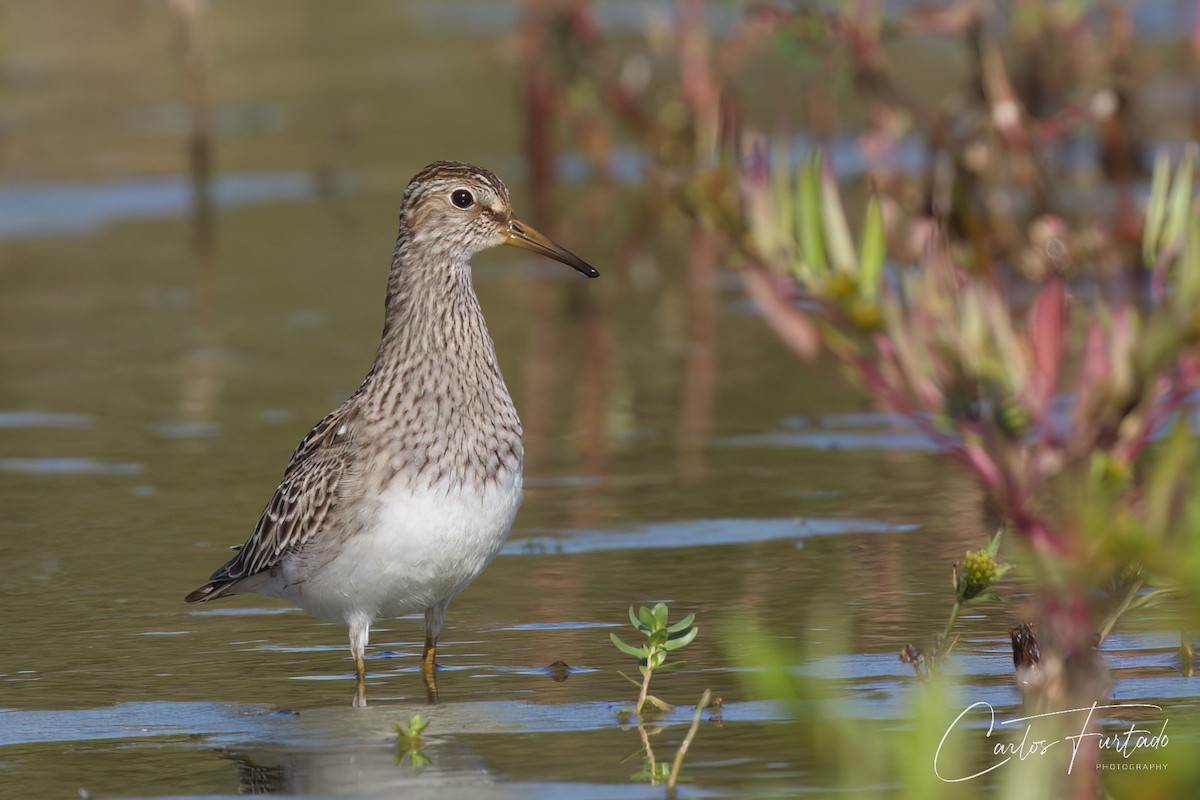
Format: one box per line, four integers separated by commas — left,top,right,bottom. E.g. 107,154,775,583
798,155,828,277
771,142,794,261
1144,151,1171,266
859,196,885,300
395,714,429,741
638,606,656,630
643,694,673,711
663,626,699,651
820,158,857,272
1162,146,1195,265
652,603,669,629
1183,213,1200,305
611,632,646,659
984,528,1004,558
667,613,696,633
1126,588,1178,613
616,670,643,688
628,605,641,630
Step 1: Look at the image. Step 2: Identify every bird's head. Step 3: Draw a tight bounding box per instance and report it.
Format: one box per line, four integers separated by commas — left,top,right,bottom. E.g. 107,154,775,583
400,161,598,278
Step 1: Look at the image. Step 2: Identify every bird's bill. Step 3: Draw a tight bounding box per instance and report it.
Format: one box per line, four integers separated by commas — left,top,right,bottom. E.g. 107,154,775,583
503,219,599,278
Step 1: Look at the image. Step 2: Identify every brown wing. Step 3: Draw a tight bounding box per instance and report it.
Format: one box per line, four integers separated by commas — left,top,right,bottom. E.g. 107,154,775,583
188,402,359,596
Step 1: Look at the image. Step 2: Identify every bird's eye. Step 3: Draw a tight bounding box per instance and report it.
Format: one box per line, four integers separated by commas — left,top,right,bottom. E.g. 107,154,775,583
451,189,474,209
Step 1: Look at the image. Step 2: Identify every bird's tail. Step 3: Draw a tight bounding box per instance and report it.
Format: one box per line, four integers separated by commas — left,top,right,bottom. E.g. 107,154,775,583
184,580,239,604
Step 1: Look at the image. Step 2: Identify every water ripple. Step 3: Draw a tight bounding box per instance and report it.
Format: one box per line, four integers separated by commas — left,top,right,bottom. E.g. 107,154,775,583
0,411,93,429
504,516,915,556
0,172,323,239
0,458,142,475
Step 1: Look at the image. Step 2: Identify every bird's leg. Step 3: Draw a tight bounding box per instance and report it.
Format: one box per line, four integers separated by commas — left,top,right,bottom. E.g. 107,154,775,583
354,652,367,708
421,631,438,703
350,618,370,708
422,603,446,704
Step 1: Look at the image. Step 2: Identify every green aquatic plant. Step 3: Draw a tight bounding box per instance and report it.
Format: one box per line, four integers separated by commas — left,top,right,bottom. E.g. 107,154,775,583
393,714,431,770
626,689,714,797
610,603,699,715
741,146,1200,694
666,688,712,796
946,530,1013,644
395,713,429,741
904,529,1015,675
734,613,1200,799
735,144,1200,789
630,731,671,785
611,604,711,796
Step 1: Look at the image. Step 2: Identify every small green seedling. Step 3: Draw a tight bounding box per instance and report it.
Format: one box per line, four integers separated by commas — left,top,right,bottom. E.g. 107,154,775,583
954,528,1013,606
906,528,1014,675
395,713,429,742
394,714,431,769
632,753,672,785
610,603,698,715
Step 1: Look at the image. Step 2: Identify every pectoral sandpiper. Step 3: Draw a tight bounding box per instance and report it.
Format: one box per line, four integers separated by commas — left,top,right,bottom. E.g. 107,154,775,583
186,161,598,706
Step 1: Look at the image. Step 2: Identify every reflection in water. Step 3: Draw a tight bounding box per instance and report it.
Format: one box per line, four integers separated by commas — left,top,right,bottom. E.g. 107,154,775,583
675,224,718,484
519,275,563,478
567,292,613,530
518,0,557,228
169,0,214,234
225,740,506,798
171,0,225,438
178,240,223,435
517,0,563,479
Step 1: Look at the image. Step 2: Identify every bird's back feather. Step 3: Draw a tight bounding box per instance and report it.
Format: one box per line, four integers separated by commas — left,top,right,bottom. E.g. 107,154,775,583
182,400,360,602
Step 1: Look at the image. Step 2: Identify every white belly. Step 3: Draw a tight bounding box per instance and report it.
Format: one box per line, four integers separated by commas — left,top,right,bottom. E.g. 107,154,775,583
277,472,522,624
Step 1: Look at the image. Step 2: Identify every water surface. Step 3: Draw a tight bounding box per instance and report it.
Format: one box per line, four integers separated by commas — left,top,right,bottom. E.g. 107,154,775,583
1,2,1196,797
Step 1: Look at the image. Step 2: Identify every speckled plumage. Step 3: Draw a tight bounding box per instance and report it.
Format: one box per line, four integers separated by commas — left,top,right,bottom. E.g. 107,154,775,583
186,161,597,705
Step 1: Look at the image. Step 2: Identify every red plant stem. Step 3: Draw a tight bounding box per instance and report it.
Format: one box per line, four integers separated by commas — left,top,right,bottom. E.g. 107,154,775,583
854,354,1070,554
519,0,558,224
740,266,821,361
740,229,1072,555
679,0,720,126
1028,278,1067,443
1114,372,1198,465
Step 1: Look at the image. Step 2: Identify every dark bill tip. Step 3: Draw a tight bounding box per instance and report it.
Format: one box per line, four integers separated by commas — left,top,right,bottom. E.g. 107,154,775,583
503,220,599,278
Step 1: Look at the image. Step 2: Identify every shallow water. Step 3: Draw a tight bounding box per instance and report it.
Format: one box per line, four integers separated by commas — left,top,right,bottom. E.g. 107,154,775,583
2,2,1197,798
